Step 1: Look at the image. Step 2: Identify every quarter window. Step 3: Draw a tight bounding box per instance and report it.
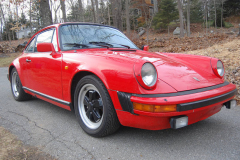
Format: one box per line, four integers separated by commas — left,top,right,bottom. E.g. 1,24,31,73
25,37,36,53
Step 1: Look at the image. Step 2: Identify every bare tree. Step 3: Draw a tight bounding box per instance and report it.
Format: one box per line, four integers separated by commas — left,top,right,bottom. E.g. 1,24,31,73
39,0,53,27
221,0,224,30
111,0,123,31
49,0,60,23
29,0,32,34
78,0,84,21
108,0,110,25
187,0,190,37
95,0,100,23
204,0,208,34
91,0,96,23
214,0,217,28
153,0,158,15
0,3,5,41
177,0,184,37
60,0,67,22
125,0,130,36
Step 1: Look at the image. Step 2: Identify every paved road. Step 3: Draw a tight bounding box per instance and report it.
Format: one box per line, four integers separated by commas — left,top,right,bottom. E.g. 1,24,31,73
0,67,240,160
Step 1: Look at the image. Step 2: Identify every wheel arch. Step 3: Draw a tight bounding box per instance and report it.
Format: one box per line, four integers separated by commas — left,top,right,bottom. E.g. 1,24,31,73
70,70,109,112
9,65,16,81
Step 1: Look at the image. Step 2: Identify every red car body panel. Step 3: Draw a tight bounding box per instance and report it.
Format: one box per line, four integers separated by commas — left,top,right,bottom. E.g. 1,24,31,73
8,23,237,131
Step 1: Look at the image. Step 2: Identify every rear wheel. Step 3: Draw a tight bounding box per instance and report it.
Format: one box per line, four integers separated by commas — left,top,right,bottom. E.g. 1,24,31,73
10,68,31,101
74,75,120,137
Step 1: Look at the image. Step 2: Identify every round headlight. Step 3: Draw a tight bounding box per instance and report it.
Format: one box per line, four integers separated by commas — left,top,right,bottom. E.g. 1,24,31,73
217,60,224,77
141,63,157,87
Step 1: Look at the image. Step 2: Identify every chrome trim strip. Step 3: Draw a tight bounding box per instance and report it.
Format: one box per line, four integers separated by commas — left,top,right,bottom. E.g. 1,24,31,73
22,87,70,106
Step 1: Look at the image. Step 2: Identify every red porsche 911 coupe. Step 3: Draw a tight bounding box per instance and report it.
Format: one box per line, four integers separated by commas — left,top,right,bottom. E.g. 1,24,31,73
8,23,237,137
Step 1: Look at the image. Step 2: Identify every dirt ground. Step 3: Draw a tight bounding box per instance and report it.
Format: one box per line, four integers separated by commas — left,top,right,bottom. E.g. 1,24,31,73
0,127,56,160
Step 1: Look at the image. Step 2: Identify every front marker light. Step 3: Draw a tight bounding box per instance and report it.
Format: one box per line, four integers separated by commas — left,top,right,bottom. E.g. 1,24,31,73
141,63,157,87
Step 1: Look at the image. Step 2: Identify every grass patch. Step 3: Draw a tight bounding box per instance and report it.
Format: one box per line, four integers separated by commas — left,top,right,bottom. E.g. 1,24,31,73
202,20,214,28
0,53,21,67
0,127,57,160
224,21,234,28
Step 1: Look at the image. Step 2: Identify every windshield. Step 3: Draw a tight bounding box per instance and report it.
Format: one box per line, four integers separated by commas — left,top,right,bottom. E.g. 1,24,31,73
59,24,138,50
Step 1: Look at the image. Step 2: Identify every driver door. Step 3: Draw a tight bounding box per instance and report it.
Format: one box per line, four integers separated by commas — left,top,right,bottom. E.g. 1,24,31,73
27,28,63,100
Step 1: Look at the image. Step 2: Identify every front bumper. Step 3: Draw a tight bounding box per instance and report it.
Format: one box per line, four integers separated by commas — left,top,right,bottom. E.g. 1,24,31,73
109,82,237,130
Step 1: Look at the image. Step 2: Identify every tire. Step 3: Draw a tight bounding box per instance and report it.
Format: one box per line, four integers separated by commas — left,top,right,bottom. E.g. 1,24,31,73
10,68,31,101
74,75,120,137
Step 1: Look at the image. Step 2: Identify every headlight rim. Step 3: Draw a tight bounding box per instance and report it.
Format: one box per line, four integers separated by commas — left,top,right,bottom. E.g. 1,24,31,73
211,58,225,78
217,60,224,77
134,61,158,90
141,62,158,87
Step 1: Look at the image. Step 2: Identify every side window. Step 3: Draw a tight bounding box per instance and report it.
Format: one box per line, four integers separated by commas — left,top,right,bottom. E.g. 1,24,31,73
25,37,36,53
36,29,54,48
52,30,58,51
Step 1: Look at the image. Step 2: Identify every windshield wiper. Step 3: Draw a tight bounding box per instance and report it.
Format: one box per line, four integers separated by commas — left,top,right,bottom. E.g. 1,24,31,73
89,42,112,49
63,43,89,48
113,43,131,49
90,42,131,49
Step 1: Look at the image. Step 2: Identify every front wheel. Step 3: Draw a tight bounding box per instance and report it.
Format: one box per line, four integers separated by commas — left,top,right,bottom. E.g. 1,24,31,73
74,75,120,137
10,68,31,101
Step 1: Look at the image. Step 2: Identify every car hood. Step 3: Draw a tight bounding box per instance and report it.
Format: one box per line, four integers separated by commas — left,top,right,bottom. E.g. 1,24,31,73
104,49,223,92
152,54,223,91
78,49,223,92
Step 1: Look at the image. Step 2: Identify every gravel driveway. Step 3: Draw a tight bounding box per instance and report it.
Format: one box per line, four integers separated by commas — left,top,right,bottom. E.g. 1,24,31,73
0,67,240,160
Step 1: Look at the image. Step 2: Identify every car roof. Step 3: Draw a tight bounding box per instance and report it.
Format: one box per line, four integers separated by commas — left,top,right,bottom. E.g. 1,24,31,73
26,22,120,50
42,22,118,31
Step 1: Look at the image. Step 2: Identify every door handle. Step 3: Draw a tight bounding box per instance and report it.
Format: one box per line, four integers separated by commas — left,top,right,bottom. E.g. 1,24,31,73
26,59,31,62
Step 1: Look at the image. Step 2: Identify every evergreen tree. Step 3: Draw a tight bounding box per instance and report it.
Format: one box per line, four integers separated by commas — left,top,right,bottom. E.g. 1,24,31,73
152,0,178,29
189,0,203,23
223,0,240,17
2,18,17,41
67,4,81,22
19,12,27,25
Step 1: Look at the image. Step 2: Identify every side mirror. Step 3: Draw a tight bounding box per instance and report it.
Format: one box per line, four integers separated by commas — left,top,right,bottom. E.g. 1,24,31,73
141,45,149,51
37,43,56,54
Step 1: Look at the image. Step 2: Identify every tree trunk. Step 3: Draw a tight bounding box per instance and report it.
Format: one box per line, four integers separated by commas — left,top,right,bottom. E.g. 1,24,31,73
214,0,216,28
100,0,104,23
125,0,130,36
0,3,4,41
187,0,190,37
0,3,10,43
39,0,53,28
153,0,158,15
78,0,84,21
177,0,184,37
60,0,67,22
108,1,110,25
95,0,99,23
111,0,123,31
221,0,223,30
111,0,117,28
205,0,208,34
90,0,96,23
30,0,32,34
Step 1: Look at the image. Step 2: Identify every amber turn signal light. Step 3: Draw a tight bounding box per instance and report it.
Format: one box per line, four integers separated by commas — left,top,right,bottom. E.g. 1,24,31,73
133,102,177,113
